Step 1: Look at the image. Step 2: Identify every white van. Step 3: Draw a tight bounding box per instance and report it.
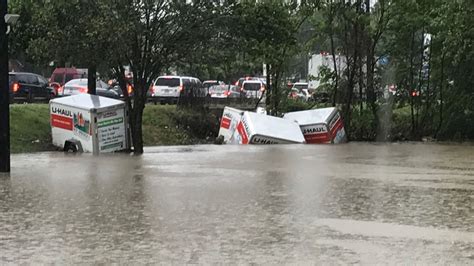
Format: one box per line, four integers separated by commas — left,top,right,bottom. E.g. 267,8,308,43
148,76,182,104
148,76,203,104
242,80,266,99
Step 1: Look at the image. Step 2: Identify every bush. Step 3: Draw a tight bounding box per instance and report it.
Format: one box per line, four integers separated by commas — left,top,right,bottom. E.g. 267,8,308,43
171,107,220,141
349,109,377,141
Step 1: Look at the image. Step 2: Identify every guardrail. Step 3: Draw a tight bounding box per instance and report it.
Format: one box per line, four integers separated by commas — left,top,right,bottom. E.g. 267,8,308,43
178,96,263,110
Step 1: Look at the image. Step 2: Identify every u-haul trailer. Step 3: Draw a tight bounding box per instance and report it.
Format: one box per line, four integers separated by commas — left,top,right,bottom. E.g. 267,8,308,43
283,107,346,144
230,111,306,144
50,94,130,154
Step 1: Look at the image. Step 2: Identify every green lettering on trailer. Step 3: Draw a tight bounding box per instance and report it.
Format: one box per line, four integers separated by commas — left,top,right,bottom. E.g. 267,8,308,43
98,117,124,128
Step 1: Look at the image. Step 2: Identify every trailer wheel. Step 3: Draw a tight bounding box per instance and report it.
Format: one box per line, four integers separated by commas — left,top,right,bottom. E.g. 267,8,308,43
64,142,78,153
64,140,83,153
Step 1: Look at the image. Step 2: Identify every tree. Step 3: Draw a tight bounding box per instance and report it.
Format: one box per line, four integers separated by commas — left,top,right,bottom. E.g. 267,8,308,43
234,0,306,114
95,0,225,153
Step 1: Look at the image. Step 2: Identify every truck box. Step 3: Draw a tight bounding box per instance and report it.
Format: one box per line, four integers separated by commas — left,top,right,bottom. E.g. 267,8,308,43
218,106,244,144
50,94,130,153
230,111,305,144
283,107,346,144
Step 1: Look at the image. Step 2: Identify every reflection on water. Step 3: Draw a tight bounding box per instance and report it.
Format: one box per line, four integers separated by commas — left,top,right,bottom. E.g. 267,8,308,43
0,143,473,263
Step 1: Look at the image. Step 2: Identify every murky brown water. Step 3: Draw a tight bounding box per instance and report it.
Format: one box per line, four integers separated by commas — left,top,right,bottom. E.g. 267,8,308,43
1,143,473,264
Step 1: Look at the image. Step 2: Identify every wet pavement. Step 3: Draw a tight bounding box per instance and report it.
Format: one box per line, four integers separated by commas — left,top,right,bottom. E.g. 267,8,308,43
0,143,473,264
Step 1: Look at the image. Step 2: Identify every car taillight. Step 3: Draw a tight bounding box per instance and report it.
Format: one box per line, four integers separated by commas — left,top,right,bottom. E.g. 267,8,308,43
149,85,154,93
57,86,63,94
79,87,88,93
224,91,230,96
235,81,239,86
12,82,20,93
260,86,265,92
179,85,184,92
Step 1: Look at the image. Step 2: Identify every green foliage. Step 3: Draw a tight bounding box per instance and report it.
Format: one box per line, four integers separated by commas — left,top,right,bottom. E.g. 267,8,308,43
10,104,54,153
390,106,413,141
280,99,313,113
349,109,377,141
170,108,220,141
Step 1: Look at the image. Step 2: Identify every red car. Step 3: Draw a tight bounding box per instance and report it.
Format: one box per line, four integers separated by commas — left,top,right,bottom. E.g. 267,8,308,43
49,68,88,96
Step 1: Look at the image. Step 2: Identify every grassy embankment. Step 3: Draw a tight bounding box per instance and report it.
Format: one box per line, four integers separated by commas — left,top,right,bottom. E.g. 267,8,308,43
10,104,217,153
9,102,416,153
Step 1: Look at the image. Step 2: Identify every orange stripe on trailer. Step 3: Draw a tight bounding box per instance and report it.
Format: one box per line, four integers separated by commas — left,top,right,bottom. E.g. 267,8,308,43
220,117,231,129
304,132,331,143
51,114,73,131
236,121,249,144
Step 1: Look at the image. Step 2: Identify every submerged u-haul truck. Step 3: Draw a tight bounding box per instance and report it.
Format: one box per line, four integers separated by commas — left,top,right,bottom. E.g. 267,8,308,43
230,111,306,144
283,107,346,144
50,94,130,154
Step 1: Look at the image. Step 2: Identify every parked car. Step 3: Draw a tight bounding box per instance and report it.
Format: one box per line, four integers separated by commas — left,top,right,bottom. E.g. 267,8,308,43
49,67,88,96
148,75,203,104
226,85,243,98
312,91,330,103
109,79,134,98
182,76,206,97
288,88,309,101
242,80,266,99
9,72,53,103
290,82,310,101
203,80,224,94
234,76,264,90
208,85,241,98
59,79,120,99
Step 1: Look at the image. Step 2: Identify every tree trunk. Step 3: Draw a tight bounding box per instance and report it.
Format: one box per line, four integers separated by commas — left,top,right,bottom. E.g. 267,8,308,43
435,51,445,138
415,28,425,135
273,71,280,115
358,56,364,115
265,64,271,111
88,65,97,95
130,92,145,154
343,19,359,139
365,0,376,116
420,37,433,129
409,30,416,137
328,3,338,106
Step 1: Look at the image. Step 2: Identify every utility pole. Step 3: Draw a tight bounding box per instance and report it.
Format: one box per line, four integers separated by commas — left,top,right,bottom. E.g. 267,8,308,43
0,0,10,172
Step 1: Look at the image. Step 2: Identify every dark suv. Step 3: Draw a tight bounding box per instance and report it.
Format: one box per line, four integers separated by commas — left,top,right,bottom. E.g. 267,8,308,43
9,72,53,103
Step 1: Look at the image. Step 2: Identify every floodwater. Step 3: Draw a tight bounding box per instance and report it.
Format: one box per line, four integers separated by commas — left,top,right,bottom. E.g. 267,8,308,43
0,143,473,264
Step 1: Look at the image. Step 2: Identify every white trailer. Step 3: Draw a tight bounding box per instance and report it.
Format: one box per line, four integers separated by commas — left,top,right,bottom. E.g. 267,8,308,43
283,107,346,144
230,111,305,144
50,94,130,154
308,53,346,89
218,106,245,144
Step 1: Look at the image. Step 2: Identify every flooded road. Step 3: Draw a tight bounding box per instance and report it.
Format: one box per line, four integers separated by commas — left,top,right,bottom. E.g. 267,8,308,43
1,143,473,264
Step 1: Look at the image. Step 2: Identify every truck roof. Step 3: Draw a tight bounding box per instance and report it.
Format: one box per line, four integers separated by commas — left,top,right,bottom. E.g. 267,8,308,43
243,112,305,143
283,107,337,125
50,94,125,111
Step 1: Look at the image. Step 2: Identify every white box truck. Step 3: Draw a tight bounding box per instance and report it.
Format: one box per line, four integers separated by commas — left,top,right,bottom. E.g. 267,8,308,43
50,94,130,153
230,111,305,144
283,107,346,144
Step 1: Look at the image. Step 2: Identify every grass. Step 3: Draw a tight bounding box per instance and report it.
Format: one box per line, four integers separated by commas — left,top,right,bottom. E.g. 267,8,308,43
142,105,203,145
9,104,208,153
10,104,55,153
